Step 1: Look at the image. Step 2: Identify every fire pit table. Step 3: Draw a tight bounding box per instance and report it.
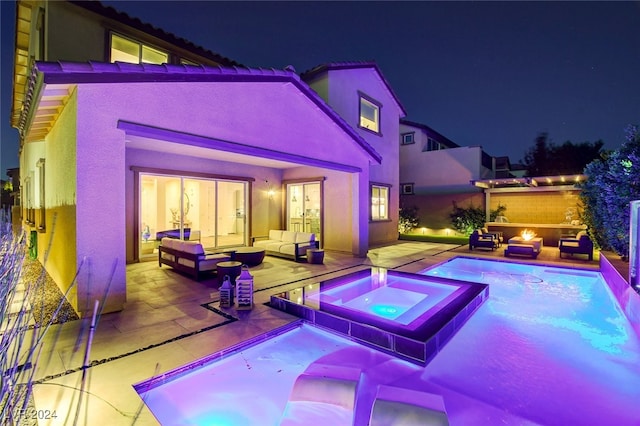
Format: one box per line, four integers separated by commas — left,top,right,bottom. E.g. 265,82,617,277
505,236,543,258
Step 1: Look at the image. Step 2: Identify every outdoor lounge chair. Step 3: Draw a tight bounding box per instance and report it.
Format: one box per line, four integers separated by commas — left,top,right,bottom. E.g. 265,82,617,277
481,227,503,246
559,231,594,260
469,229,497,251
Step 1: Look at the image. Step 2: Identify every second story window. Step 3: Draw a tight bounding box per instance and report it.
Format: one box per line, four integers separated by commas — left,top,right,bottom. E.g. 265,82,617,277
425,137,441,152
110,33,168,64
401,132,415,145
359,93,381,134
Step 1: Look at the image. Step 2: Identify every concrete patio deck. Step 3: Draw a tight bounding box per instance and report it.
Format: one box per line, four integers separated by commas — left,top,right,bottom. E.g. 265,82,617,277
28,241,609,425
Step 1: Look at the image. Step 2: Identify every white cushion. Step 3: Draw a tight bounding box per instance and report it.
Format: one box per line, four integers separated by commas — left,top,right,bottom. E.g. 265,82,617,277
161,237,177,249
200,255,230,270
295,232,315,243
181,241,204,255
282,231,297,243
576,231,587,239
266,242,287,252
279,244,296,256
178,258,195,268
269,230,284,241
160,252,175,262
253,239,277,249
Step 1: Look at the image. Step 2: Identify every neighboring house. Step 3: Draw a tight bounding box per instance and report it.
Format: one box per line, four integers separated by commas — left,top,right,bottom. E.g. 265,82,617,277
302,63,407,246
11,1,401,316
399,119,494,232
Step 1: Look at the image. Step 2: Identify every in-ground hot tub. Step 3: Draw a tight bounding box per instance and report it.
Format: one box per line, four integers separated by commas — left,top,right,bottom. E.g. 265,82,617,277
270,267,488,365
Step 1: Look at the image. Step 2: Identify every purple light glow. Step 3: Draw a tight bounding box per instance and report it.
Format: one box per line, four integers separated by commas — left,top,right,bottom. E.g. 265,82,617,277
309,272,458,325
136,258,640,424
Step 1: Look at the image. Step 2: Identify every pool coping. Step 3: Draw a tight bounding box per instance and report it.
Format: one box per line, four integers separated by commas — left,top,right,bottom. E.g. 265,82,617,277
269,268,489,366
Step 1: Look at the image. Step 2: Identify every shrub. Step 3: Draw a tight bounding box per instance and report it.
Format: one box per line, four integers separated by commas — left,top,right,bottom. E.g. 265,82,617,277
399,206,419,234
449,201,486,236
579,124,640,258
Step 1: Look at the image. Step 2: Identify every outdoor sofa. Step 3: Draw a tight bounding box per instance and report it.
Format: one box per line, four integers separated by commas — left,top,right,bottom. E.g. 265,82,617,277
158,237,230,280
252,230,319,262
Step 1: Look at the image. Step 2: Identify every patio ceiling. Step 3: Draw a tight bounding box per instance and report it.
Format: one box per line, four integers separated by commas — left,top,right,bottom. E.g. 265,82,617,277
471,174,586,189
125,134,302,170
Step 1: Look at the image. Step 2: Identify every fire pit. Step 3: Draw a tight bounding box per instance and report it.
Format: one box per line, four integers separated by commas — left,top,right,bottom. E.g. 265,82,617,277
506,230,543,258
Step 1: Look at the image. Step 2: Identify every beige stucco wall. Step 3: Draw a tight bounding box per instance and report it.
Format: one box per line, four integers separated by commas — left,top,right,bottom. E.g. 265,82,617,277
43,89,78,310
489,189,582,224
21,90,79,313
46,2,107,62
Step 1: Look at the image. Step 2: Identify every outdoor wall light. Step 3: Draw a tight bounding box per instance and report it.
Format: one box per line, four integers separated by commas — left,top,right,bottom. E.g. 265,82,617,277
265,180,275,199
421,227,426,234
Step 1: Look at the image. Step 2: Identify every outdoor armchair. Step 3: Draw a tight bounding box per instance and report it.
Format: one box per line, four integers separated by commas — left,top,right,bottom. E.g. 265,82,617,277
469,229,498,251
558,231,593,260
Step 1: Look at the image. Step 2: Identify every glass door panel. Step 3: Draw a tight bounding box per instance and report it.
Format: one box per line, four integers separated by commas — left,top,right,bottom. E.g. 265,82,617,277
216,181,246,248
139,174,248,259
287,182,321,236
303,183,320,234
140,174,185,259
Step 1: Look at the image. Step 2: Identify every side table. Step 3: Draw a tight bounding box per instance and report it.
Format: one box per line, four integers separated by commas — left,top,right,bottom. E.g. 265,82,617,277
217,261,243,286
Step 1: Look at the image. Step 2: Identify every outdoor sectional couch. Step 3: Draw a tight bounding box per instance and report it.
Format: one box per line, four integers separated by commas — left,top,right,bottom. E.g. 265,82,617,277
252,230,319,262
158,237,230,280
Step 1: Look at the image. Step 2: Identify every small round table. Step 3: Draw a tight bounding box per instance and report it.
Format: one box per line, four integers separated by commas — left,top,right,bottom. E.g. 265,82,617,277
234,247,266,266
217,261,243,286
306,249,325,264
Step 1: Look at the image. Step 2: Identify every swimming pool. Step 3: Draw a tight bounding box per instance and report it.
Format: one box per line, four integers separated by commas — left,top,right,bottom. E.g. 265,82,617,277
270,267,488,364
135,257,640,425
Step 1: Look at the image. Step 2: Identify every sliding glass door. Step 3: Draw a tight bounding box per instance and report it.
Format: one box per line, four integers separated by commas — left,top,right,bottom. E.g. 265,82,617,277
139,174,247,258
287,182,321,235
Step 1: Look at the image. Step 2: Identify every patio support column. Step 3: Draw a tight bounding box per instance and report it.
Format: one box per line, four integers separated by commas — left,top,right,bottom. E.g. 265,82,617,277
75,88,127,316
353,170,369,257
485,190,491,223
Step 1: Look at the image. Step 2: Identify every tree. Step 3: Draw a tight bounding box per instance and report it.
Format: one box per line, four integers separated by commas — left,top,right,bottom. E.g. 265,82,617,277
523,133,603,176
579,124,640,258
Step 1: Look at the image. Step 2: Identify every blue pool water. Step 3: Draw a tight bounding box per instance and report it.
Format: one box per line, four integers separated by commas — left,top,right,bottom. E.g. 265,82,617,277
136,257,640,425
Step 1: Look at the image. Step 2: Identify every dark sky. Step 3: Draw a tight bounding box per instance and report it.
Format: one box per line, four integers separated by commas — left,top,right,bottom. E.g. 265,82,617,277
2,1,640,173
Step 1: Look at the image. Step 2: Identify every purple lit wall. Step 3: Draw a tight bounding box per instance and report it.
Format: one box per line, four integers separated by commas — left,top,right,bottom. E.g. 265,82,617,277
41,75,381,311
306,67,405,247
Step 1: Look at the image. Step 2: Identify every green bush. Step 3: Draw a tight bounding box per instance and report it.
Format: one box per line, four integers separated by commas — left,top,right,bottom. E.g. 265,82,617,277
449,201,486,236
579,124,640,258
398,206,419,234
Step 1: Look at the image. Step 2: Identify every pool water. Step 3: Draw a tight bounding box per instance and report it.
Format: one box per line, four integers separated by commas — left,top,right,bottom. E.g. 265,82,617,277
312,269,458,324
270,267,489,364
136,257,640,425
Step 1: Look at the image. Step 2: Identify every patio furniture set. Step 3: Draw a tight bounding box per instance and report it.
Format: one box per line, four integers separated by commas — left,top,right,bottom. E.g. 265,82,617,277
158,229,321,281
469,228,593,260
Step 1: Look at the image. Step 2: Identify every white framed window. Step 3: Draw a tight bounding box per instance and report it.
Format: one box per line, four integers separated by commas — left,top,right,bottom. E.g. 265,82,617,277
371,184,390,221
401,132,415,145
359,93,381,134
401,183,414,195
110,33,168,64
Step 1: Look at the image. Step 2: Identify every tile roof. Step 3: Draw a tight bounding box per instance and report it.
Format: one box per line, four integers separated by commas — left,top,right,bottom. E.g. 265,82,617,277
70,1,241,67
22,61,382,164
301,61,407,117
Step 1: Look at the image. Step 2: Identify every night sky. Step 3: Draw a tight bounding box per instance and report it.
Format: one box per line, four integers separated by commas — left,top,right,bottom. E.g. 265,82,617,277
2,1,640,174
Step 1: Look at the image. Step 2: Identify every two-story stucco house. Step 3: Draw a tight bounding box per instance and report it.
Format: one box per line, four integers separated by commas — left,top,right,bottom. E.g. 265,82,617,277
399,119,494,232
11,1,405,316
